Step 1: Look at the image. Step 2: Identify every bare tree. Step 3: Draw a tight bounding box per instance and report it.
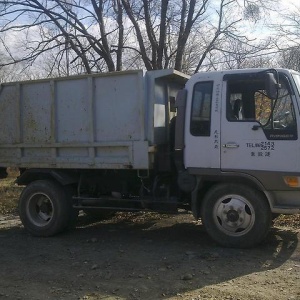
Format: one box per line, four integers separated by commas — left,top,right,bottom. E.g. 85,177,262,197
120,0,277,73
0,0,278,77
0,0,122,75
212,39,276,70
273,4,300,71
279,47,300,72
0,50,31,82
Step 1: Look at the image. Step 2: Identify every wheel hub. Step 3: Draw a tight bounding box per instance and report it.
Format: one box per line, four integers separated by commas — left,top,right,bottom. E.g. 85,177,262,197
39,201,51,214
227,209,239,222
214,195,255,236
27,193,54,226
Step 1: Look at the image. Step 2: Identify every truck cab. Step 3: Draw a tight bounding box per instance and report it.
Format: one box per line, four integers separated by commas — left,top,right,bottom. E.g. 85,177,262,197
180,68,300,247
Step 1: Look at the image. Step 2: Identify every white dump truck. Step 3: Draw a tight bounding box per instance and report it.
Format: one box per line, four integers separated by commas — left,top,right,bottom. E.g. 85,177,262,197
0,68,299,248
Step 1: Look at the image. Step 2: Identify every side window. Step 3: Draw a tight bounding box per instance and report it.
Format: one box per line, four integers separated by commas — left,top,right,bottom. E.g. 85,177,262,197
228,93,243,120
226,75,297,140
190,81,213,136
255,88,296,130
254,91,272,125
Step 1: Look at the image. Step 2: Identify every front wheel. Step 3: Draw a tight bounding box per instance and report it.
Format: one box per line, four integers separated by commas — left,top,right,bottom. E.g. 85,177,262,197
19,180,73,237
201,183,271,248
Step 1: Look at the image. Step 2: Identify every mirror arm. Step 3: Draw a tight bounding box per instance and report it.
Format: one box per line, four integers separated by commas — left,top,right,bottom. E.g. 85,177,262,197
252,124,261,131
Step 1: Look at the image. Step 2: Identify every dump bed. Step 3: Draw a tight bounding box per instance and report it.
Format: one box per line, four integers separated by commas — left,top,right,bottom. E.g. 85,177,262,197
0,69,188,170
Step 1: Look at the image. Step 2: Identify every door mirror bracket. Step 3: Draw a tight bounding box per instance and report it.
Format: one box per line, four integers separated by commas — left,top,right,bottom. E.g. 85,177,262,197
252,124,261,131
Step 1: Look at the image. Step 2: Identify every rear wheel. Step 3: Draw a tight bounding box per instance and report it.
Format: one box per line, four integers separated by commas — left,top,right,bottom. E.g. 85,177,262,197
19,180,73,236
201,183,271,248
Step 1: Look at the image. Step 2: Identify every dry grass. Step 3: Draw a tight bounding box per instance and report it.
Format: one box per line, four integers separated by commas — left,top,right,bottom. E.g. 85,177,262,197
0,169,23,215
273,214,300,229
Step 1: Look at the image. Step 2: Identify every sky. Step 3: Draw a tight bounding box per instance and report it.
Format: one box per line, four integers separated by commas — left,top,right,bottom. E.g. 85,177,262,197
1,0,300,80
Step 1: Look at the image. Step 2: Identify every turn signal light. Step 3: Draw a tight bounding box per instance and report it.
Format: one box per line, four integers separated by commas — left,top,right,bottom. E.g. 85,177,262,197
284,176,300,188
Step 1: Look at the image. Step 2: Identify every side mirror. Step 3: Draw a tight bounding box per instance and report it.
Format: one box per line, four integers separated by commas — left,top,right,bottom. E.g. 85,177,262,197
265,72,278,99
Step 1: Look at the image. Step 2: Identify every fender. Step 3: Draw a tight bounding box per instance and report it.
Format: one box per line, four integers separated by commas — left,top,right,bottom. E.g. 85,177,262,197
16,169,79,186
189,169,267,220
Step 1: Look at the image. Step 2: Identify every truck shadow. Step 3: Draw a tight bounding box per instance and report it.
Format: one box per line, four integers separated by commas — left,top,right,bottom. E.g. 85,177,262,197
0,213,298,300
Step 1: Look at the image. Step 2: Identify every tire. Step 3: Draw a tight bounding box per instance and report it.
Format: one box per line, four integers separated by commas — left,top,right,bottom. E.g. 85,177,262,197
201,183,271,248
19,180,73,237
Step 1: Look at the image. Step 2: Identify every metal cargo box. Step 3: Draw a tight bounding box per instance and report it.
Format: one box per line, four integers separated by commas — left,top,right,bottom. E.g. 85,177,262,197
0,69,188,170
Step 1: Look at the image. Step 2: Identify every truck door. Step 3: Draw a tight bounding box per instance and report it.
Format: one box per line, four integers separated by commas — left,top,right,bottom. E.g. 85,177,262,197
220,72,299,173
184,73,222,170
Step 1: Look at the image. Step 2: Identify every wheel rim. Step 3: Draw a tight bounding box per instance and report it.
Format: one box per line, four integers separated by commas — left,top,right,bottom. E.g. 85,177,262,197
213,194,255,237
26,192,54,227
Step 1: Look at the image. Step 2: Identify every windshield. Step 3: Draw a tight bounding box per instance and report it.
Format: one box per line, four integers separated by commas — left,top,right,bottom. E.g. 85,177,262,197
292,73,300,96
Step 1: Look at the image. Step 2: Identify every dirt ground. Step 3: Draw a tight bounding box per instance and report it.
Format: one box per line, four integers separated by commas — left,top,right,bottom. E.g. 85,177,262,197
0,175,300,300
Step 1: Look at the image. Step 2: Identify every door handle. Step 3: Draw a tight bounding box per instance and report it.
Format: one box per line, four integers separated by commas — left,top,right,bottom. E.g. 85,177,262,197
223,143,239,148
